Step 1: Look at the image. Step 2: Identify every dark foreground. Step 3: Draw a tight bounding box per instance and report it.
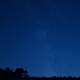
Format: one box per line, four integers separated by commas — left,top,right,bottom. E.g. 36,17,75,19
0,68,80,80
1,77,80,80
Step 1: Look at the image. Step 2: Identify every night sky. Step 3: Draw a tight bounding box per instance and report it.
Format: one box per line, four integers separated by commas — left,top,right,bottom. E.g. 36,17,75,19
0,0,80,77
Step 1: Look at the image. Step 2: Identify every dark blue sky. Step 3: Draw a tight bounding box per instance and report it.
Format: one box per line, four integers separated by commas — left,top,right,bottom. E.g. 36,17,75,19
0,0,80,77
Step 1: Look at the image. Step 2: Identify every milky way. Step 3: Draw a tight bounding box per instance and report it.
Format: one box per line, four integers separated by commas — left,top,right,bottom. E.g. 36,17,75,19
0,0,80,77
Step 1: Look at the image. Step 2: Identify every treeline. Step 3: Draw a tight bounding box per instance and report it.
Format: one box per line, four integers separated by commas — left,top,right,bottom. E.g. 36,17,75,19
0,67,29,80
0,67,80,80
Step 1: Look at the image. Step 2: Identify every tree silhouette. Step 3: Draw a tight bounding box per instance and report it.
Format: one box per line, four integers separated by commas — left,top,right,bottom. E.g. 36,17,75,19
14,68,29,78
4,67,13,79
0,67,79,80
0,68,4,79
